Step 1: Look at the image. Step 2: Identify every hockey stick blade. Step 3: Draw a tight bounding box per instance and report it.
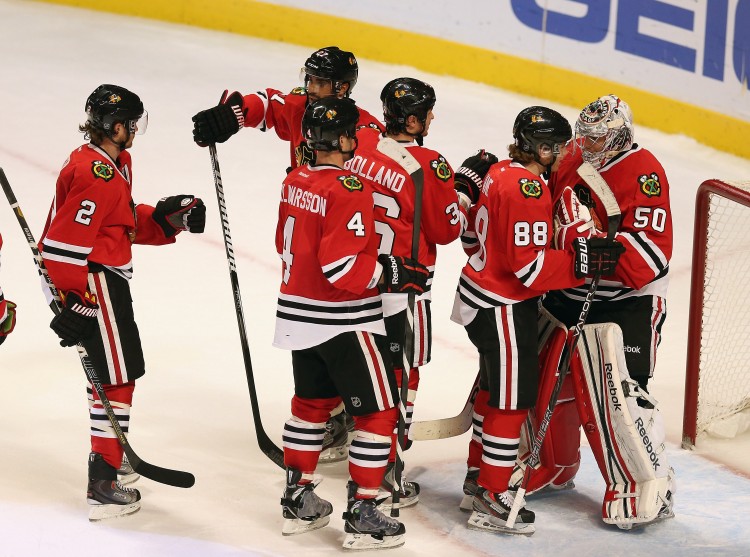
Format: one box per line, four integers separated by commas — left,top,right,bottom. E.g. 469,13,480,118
409,372,479,440
0,167,195,489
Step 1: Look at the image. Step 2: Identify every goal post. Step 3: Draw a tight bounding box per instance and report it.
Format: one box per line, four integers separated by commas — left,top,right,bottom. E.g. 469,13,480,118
683,180,750,449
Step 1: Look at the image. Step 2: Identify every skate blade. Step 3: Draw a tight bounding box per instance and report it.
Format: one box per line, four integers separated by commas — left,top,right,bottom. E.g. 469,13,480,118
459,494,474,512
318,446,348,464
282,515,330,536
467,511,535,536
117,471,141,485
342,532,405,551
88,501,141,522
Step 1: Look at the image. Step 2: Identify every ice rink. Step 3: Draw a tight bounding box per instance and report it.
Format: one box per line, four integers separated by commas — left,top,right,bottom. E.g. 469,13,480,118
1,1,750,555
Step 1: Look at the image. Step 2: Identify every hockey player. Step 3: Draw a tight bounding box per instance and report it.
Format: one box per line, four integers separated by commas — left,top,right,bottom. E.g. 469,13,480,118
516,94,675,529
451,106,624,535
191,45,382,461
349,77,493,510
40,84,206,521
0,233,18,346
275,96,428,550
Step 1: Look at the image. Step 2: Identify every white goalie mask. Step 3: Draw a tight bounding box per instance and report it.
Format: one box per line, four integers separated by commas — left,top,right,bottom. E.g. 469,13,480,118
575,94,634,169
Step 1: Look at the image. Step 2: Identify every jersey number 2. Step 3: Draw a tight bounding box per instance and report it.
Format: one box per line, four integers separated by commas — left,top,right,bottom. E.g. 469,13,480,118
75,200,97,226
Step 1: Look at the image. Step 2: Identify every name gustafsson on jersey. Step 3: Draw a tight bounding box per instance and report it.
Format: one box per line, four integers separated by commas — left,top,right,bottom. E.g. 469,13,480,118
281,184,327,216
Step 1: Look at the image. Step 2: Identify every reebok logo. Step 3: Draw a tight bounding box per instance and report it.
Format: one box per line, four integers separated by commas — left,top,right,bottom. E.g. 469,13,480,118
605,363,622,411
635,417,661,471
389,256,399,285
624,345,641,354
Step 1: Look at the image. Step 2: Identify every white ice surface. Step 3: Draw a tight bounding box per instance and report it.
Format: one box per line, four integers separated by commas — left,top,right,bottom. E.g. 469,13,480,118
1,1,749,555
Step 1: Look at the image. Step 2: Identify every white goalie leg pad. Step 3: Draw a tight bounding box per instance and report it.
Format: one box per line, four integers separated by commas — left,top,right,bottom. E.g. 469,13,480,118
575,322,673,528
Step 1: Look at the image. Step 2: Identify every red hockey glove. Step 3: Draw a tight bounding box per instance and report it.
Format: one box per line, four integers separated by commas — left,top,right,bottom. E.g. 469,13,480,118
553,186,597,251
377,255,429,294
50,292,99,347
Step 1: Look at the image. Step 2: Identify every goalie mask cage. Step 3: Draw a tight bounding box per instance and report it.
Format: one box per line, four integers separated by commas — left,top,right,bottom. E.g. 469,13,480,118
683,180,750,449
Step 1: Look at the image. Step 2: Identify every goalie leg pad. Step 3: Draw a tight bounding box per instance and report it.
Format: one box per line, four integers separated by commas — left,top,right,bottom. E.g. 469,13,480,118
572,322,674,528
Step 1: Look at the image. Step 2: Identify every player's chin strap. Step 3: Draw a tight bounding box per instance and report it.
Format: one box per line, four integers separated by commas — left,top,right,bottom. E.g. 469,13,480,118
506,162,622,527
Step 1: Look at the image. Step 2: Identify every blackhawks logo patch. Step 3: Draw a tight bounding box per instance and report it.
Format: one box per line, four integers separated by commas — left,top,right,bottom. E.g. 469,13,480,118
290,86,307,96
91,160,114,182
338,175,364,192
430,156,452,182
638,173,661,197
519,178,543,199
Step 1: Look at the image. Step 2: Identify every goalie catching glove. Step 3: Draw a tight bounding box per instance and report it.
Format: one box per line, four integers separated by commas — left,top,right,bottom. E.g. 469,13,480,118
377,255,429,294
192,90,246,146
50,292,99,347
553,186,597,250
153,195,206,237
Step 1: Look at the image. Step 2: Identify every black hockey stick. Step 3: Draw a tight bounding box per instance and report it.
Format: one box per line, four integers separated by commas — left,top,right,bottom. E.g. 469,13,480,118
0,168,195,488
506,162,621,525
376,138,424,517
207,145,284,469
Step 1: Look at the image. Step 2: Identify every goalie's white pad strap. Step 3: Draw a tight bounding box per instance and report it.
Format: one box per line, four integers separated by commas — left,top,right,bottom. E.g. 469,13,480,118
575,322,671,526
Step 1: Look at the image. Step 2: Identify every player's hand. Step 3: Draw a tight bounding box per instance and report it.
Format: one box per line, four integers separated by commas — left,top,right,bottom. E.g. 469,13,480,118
50,292,99,347
454,149,498,204
192,90,246,147
0,300,17,346
573,237,625,278
553,186,597,250
153,195,206,237
377,255,429,294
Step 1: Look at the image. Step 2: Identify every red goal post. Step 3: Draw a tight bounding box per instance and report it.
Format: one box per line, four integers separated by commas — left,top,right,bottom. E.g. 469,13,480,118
683,179,750,449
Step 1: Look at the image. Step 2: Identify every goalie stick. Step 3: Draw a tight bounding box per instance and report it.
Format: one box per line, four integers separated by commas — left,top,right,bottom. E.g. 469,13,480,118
208,145,284,469
409,372,479,440
0,168,195,488
506,162,621,526
376,137,423,517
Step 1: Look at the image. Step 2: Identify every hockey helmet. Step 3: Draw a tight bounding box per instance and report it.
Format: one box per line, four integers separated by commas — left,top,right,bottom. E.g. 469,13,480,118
575,94,634,169
513,106,572,159
85,84,147,136
380,77,436,134
301,47,359,96
302,96,359,152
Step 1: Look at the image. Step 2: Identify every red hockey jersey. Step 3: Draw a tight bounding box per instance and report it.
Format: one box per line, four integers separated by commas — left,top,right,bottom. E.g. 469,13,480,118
347,130,465,316
550,144,672,302
273,163,386,350
40,144,176,299
241,87,384,169
452,160,583,326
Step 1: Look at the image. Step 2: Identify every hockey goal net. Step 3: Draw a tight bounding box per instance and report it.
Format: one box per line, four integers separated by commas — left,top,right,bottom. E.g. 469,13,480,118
683,180,750,449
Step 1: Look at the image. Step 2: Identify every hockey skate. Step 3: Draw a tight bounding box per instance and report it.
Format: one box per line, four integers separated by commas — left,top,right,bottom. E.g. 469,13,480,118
376,461,420,512
117,452,140,485
459,468,479,512
467,487,535,535
87,452,141,521
280,468,333,536
319,411,355,464
343,481,406,550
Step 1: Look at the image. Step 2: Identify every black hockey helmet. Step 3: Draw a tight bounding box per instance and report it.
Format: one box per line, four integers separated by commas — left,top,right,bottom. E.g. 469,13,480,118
302,96,359,152
380,77,436,134
85,84,147,136
302,47,358,96
513,106,571,158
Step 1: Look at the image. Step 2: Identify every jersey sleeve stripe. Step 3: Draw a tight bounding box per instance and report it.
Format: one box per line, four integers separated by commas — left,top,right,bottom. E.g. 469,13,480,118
322,255,357,284
515,251,544,287
42,238,92,255
458,274,522,307
618,231,668,275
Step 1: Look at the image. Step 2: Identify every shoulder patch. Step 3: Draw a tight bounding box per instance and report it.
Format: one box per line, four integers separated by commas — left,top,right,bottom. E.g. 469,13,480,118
91,160,115,182
430,155,452,182
338,175,364,192
519,177,543,199
638,173,661,197
290,86,307,96
295,141,315,167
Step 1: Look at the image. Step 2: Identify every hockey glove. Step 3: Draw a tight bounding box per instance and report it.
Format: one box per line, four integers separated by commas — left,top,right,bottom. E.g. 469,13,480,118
50,292,99,347
192,90,246,147
153,195,207,237
0,300,17,346
454,149,499,204
573,237,626,279
377,254,429,294
553,186,597,251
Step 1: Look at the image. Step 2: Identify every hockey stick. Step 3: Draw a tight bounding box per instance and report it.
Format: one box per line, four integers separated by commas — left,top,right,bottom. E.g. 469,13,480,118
376,137,423,517
506,162,621,526
409,371,479,440
0,168,195,488
207,145,284,469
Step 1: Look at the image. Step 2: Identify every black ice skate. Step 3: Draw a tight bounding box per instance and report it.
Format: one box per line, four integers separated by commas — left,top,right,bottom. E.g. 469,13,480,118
467,486,535,535
376,461,420,512
319,411,355,464
117,452,140,485
87,452,141,521
343,481,405,550
280,468,333,535
459,467,479,512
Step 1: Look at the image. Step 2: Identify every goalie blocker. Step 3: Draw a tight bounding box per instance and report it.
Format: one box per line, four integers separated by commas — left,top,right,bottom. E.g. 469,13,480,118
514,311,674,529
